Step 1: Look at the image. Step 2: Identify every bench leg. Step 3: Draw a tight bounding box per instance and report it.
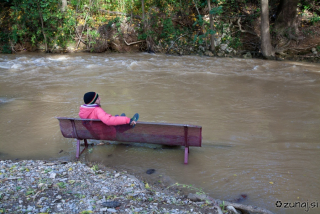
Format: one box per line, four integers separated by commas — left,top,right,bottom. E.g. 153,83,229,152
80,139,88,156
76,139,80,159
76,139,89,159
184,147,189,164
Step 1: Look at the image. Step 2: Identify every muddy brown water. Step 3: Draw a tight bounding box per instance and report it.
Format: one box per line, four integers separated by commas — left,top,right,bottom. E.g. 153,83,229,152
0,52,320,213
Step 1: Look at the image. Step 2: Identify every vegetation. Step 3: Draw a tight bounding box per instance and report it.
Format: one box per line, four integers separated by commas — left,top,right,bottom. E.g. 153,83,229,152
0,0,319,60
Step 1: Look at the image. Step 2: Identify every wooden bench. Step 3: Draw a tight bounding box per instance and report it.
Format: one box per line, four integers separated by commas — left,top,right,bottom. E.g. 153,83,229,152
56,117,202,164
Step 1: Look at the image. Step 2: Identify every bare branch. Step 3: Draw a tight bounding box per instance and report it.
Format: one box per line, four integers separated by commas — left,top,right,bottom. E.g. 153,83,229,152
236,18,258,37
123,38,145,46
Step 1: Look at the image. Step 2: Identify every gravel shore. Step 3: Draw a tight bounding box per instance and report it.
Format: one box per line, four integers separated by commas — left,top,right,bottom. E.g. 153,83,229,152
0,160,229,214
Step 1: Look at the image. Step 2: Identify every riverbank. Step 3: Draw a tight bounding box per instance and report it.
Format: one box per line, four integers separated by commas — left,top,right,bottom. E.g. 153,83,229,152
0,160,274,214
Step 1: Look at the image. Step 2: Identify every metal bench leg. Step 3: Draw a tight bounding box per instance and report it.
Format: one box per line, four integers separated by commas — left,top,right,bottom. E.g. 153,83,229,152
76,139,80,159
76,139,89,159
184,147,189,164
80,139,88,156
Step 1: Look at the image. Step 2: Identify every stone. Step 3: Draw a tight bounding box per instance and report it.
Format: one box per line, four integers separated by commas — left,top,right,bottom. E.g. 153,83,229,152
243,52,252,59
214,37,222,46
220,44,228,51
187,193,208,202
107,208,117,213
187,193,201,202
217,52,224,57
204,50,214,57
226,47,234,53
49,172,57,179
226,205,241,214
146,169,156,174
102,201,121,208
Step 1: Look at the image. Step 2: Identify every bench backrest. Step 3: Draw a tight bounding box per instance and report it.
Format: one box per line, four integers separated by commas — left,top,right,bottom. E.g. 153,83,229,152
57,117,202,147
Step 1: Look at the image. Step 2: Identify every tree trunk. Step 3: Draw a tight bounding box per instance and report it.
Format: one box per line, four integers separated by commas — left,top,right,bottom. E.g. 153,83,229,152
61,0,67,12
207,0,215,52
275,0,299,35
141,0,145,30
260,0,274,58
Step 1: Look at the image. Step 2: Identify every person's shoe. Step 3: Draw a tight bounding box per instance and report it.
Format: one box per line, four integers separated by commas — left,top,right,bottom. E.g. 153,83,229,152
120,113,126,116
130,113,139,127
131,113,139,122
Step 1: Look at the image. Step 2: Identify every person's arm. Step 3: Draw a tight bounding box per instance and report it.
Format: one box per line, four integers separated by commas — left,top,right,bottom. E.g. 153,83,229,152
95,107,130,126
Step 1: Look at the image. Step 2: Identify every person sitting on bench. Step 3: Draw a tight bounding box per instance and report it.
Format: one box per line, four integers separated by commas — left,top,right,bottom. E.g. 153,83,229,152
79,91,139,126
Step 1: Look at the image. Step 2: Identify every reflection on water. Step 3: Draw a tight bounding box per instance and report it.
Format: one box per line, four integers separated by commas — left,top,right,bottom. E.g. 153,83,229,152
1,53,320,213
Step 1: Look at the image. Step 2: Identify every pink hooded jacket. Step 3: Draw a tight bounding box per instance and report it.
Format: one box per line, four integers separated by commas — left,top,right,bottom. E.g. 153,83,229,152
79,104,130,126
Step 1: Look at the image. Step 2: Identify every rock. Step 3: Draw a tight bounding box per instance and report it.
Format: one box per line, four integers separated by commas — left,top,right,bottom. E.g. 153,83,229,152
199,46,205,52
107,208,117,213
226,205,241,214
146,169,156,174
49,172,57,179
101,201,121,208
187,193,201,202
187,193,209,202
135,207,143,212
312,47,318,55
220,44,228,51
213,205,224,214
114,173,120,178
226,47,234,53
217,52,224,57
243,52,252,59
204,50,214,57
214,37,222,46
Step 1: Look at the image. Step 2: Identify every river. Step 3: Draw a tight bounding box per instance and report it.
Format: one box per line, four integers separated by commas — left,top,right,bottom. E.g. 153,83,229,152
0,52,319,213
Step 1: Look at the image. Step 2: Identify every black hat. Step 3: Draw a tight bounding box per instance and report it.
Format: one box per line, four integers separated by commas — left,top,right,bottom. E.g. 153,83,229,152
83,92,99,104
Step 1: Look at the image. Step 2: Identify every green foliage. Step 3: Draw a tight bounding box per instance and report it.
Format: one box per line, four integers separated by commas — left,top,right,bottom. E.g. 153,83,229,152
7,0,76,51
160,18,175,41
310,13,320,25
57,182,66,188
167,182,205,195
0,32,11,53
80,211,93,214
220,200,225,210
91,164,99,171
25,189,35,196
2,0,316,55
210,6,223,16
225,34,242,49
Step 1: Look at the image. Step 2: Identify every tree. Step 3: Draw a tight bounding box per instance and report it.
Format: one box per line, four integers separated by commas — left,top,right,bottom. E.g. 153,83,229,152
207,0,215,52
260,0,274,57
274,0,299,37
141,0,145,30
61,0,67,12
